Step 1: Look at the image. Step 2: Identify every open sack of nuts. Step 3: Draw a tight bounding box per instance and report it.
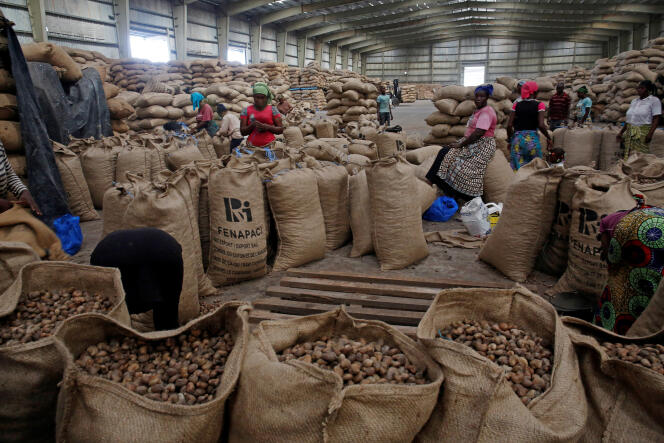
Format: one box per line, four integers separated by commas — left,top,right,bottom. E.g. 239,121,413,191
228,306,443,443
54,301,249,443
0,262,129,442
415,287,587,443
563,317,664,442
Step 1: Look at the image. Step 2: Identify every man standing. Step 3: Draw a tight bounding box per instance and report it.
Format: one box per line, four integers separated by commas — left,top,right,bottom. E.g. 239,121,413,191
376,86,393,126
548,82,571,131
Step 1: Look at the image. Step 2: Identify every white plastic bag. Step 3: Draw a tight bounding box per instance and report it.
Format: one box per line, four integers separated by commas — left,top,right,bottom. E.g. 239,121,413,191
460,197,491,238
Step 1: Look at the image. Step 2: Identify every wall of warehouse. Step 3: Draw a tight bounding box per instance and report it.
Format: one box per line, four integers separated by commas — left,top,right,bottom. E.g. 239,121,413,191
366,38,606,84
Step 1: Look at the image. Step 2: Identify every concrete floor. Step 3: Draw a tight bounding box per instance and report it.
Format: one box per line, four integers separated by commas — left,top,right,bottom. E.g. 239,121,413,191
73,99,557,307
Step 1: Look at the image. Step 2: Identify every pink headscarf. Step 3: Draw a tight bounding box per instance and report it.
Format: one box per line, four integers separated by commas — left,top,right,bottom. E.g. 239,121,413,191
521,81,539,99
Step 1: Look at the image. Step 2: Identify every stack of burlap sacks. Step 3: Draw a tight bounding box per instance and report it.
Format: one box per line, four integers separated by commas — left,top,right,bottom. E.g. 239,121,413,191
416,84,436,100
424,84,511,156
62,46,111,81
325,79,379,127
202,81,253,115
108,59,167,92
251,62,288,81
401,84,417,103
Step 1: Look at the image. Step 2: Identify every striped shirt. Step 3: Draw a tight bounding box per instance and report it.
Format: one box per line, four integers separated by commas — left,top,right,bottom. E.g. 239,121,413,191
0,142,27,200
548,92,571,121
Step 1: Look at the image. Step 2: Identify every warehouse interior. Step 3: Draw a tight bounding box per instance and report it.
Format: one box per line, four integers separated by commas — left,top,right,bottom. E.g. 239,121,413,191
1,0,664,441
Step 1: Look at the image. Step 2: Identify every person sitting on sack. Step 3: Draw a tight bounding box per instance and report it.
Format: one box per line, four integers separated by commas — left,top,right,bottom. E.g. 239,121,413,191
216,104,243,151
240,82,284,149
617,80,661,159
507,81,552,170
424,84,497,202
0,140,39,215
376,85,393,126
191,92,219,137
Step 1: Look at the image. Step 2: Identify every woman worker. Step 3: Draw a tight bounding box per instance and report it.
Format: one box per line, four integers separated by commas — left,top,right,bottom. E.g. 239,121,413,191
91,228,183,331
573,86,592,127
191,92,219,137
240,82,284,149
507,81,552,170
597,196,664,335
216,104,243,151
0,140,39,215
617,80,662,158
424,85,496,201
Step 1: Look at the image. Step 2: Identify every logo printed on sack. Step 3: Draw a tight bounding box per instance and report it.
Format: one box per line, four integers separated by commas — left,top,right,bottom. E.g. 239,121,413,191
224,198,253,222
577,207,606,236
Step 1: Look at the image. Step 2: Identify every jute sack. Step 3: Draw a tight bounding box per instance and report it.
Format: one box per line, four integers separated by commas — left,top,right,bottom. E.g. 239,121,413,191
283,126,304,148
111,120,129,133
613,152,664,207
563,317,664,442
553,127,601,168
134,92,173,108
101,181,138,238
367,157,428,270
0,93,17,120
115,146,162,182
348,140,377,159
315,120,336,138
479,159,564,282
0,205,68,260
435,85,468,102
79,143,120,209
207,163,267,286
405,145,441,165
416,287,586,443
0,242,38,294
266,168,326,271
302,140,343,162
598,126,623,170
194,131,218,161
313,164,351,251
22,43,82,82
55,302,249,443
434,98,457,114
551,174,635,297
425,112,460,126
193,161,213,271
406,133,424,150
482,150,515,204
375,132,406,159
53,143,99,222
349,170,373,257
121,172,203,323
0,262,129,442
344,153,371,175
228,307,443,443
168,144,204,170
536,167,600,277
0,69,15,92
0,121,22,153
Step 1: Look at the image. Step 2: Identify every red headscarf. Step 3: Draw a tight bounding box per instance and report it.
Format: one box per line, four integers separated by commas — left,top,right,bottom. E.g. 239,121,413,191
521,81,539,99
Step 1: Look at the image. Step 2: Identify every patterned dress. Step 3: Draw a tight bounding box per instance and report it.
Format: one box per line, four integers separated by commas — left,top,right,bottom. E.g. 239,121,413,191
596,207,664,335
510,129,542,170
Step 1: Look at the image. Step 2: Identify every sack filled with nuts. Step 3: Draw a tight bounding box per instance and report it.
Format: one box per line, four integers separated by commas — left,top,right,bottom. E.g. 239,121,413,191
229,307,443,443
0,261,129,442
563,317,664,442
416,287,587,442
0,242,39,294
55,301,249,443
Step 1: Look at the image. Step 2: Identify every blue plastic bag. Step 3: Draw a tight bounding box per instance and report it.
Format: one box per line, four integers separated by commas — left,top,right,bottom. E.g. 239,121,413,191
53,214,83,255
423,196,458,222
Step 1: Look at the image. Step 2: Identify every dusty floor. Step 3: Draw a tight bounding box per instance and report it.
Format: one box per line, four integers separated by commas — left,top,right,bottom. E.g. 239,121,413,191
73,99,557,305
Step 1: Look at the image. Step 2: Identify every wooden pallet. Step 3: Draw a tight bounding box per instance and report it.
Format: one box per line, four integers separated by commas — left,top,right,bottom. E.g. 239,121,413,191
251,269,514,338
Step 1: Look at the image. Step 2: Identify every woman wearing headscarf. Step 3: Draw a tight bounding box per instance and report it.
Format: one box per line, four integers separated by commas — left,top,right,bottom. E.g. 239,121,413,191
617,80,662,159
507,81,552,170
425,85,497,201
597,196,664,335
240,82,283,148
573,86,592,127
191,92,218,137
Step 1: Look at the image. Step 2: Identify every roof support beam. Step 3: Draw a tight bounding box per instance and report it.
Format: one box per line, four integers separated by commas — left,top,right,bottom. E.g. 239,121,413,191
305,24,344,38
227,0,273,16
113,0,130,57
320,30,356,43
260,0,359,25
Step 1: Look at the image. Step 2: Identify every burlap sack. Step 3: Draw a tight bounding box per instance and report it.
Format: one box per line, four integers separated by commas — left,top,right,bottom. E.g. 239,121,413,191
0,262,129,442
134,92,173,108
417,287,586,442
22,42,82,82
115,146,162,182
283,126,304,148
405,145,441,165
121,172,204,323
101,181,139,238
367,157,428,270
228,307,443,443
212,136,230,158
406,133,424,150
552,174,635,297
454,100,476,117
375,132,406,159
348,140,377,159
479,159,563,282
53,143,99,222
537,167,601,276
344,153,371,175
0,68,15,92
434,98,457,114
598,126,623,170
0,206,68,260
80,143,120,209
103,83,119,100
194,131,217,161
168,144,205,170
613,153,664,207
315,120,336,138
435,85,468,102
425,112,460,126
482,150,514,204
563,317,664,442
349,170,373,257
266,168,326,271
313,164,350,251
191,161,213,271
0,242,38,294
55,302,249,443
111,120,129,133
553,127,601,168
0,120,22,153
0,93,17,120
207,163,267,286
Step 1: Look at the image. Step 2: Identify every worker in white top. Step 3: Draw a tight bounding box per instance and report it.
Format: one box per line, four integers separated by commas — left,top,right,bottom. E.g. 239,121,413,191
617,80,662,159
216,104,243,150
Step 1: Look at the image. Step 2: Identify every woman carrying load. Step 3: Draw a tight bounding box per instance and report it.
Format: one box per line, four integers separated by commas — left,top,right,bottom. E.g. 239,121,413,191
424,85,497,201
573,86,592,127
240,82,284,152
507,81,552,170
617,80,662,159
